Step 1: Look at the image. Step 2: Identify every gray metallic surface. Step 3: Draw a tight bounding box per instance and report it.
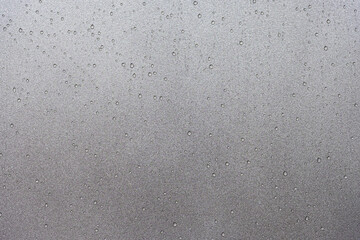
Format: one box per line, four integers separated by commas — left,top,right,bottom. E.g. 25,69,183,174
0,0,359,239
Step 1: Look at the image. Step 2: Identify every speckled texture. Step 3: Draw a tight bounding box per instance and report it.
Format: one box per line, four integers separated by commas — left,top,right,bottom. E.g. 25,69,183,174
0,0,359,239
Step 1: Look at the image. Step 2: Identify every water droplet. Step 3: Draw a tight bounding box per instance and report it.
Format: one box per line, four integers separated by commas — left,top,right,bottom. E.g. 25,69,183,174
138,93,142,98
316,157,321,163
130,63,134,68
209,64,213,69
283,171,288,176
193,1,198,5
173,222,177,227
324,46,328,51
90,24,94,29
221,232,225,237
211,20,215,25
198,13,202,18
239,40,244,45
305,216,309,221
225,162,229,166
187,131,192,136
19,28,23,33
212,173,216,177
326,19,331,24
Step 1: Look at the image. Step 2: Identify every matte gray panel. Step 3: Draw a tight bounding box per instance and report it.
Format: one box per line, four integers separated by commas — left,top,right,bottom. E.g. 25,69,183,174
0,0,359,239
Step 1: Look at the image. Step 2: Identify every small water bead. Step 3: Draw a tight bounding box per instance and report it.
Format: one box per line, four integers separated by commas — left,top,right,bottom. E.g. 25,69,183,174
173,222,177,227
211,20,215,25
93,200,97,205
90,24,94,29
220,103,225,108
193,1,198,5
138,93,142,98
198,13,202,18
239,40,244,45
225,162,229,166
19,28,23,33
148,72,152,77
212,173,216,177
324,46,328,51
17,98,21,102
327,156,330,160
209,64,213,69
172,51,176,56
130,63,134,68
305,216,309,221
283,171,288,176
326,19,331,24
221,232,225,237
187,131,192,136
317,157,321,163
10,123,14,128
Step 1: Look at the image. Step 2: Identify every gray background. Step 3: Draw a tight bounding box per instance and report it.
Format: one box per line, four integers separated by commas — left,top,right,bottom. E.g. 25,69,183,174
0,0,359,239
